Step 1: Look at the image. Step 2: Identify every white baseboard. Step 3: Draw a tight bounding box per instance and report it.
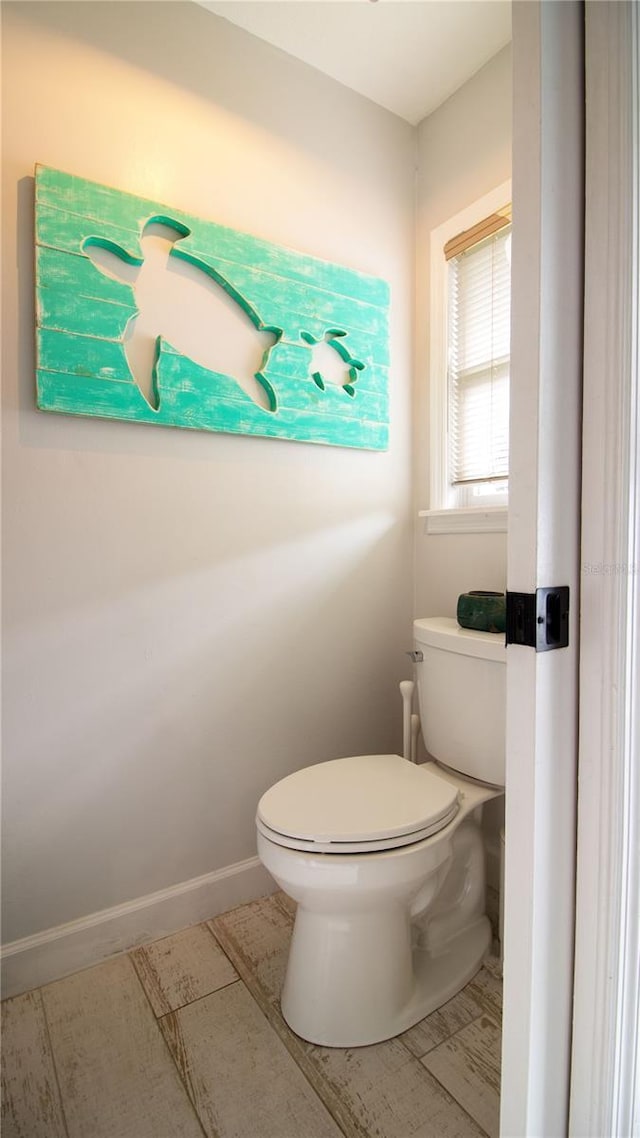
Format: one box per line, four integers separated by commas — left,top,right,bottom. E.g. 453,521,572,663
1,856,276,999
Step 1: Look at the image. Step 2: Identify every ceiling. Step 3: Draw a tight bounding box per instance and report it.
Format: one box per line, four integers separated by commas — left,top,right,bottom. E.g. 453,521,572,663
198,1,511,125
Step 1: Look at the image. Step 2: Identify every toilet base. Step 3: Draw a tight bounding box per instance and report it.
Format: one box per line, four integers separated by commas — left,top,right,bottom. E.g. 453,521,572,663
281,911,492,1048
399,916,491,1037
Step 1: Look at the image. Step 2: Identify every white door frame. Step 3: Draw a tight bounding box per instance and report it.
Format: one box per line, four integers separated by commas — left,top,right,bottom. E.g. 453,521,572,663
570,3,640,1135
502,3,640,1133
501,3,584,1134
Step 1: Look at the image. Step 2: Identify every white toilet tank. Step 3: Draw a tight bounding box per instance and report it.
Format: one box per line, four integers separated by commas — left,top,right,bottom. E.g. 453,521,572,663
414,617,506,787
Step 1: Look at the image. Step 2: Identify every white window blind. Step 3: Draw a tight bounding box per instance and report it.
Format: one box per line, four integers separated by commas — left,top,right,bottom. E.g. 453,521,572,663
447,224,511,487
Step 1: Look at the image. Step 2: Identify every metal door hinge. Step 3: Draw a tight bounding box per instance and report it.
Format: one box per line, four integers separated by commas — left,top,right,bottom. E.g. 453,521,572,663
505,587,570,651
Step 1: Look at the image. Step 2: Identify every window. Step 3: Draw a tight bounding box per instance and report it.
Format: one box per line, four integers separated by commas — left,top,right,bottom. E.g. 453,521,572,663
425,183,511,534
447,215,511,503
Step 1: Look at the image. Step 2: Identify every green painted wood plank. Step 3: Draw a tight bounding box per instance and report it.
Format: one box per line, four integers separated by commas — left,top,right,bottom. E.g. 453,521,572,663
36,288,135,340
36,246,135,308
36,165,152,239
352,362,390,395
36,203,144,262
37,328,131,382
157,347,271,406
37,370,154,421
180,229,390,311
162,386,389,448
37,370,389,449
272,382,388,423
202,273,387,342
158,351,388,422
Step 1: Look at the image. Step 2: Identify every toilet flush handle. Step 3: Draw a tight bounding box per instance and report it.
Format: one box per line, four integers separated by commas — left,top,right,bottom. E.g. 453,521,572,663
405,650,423,663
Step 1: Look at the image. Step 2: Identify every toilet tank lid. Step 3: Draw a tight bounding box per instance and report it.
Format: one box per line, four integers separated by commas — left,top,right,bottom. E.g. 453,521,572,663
414,617,506,662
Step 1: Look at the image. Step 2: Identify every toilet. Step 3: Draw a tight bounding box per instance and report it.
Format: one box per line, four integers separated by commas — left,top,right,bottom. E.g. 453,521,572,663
256,616,506,1048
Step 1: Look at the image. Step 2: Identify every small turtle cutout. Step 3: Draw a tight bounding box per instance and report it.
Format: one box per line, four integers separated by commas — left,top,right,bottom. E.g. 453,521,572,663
301,330,365,397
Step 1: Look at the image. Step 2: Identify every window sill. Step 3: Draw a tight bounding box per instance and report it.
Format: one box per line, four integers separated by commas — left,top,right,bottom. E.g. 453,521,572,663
419,507,508,535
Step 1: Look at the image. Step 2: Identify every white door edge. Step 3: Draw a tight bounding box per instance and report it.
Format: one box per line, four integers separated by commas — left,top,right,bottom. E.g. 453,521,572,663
501,3,584,1135
570,4,640,1135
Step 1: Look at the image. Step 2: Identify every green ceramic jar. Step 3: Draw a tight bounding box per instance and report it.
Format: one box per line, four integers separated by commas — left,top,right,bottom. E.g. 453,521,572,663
456,590,506,634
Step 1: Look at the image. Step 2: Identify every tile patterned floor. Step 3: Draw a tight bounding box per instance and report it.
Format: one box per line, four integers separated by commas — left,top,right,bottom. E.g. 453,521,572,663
1,893,502,1138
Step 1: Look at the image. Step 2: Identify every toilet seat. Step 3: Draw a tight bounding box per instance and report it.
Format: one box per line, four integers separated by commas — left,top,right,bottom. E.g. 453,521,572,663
256,754,460,854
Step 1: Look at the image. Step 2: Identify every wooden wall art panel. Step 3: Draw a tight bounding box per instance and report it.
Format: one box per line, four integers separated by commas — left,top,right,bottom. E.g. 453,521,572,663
35,165,390,450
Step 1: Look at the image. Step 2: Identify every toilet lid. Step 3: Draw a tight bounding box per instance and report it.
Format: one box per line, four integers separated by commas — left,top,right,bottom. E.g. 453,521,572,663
256,754,459,853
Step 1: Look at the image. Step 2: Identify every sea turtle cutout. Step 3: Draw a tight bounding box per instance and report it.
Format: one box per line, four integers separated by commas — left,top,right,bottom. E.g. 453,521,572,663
83,219,281,412
300,330,365,397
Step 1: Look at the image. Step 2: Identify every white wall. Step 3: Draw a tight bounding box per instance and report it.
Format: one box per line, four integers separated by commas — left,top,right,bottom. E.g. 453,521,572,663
414,46,512,619
1,1,415,949
413,47,512,882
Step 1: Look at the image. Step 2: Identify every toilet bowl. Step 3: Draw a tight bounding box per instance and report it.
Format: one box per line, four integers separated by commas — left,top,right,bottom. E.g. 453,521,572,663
256,617,506,1048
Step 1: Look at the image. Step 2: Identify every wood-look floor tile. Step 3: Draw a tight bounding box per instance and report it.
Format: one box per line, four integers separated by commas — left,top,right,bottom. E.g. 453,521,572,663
210,893,292,1009
40,955,204,1138
401,962,502,1058
482,953,503,981
1,990,68,1138
400,981,491,1058
422,1013,502,1138
273,890,297,918
213,894,486,1138
131,923,238,1017
465,964,503,1022
161,981,343,1138
309,1037,486,1138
